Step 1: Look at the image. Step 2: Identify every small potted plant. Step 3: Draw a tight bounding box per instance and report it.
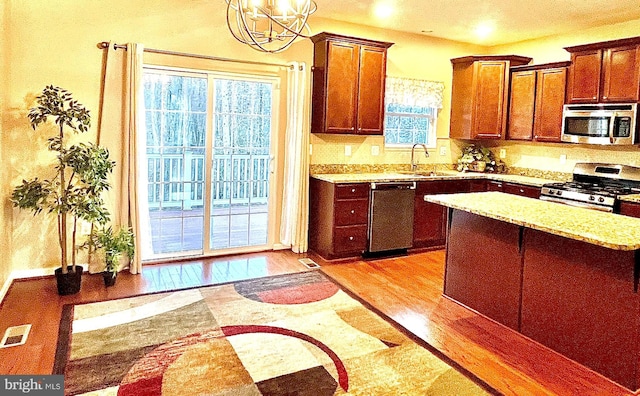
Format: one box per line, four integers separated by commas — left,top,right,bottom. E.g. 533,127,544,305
456,144,505,173
87,226,135,286
11,86,114,295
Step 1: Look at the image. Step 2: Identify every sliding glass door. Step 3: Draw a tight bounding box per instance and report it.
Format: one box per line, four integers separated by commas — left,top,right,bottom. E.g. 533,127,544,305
141,68,277,261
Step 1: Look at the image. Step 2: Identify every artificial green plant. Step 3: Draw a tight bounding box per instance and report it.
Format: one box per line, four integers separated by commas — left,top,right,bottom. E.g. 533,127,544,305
86,226,135,277
11,86,114,275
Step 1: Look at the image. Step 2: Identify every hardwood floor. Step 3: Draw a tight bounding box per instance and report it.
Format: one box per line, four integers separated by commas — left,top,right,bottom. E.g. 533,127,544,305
0,249,633,395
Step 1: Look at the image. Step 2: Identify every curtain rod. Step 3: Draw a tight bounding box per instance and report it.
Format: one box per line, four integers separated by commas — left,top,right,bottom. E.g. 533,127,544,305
97,41,297,70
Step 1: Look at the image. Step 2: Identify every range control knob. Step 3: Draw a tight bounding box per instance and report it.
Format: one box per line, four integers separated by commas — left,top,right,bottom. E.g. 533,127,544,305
556,190,562,196
598,197,605,203
589,195,595,201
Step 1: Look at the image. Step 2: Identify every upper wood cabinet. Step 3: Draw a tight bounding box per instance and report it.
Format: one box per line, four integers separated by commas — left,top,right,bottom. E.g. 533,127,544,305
310,32,393,135
565,36,640,103
450,55,532,140
507,62,570,142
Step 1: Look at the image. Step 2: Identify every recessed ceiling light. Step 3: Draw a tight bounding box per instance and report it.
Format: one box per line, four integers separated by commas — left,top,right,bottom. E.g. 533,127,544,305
373,3,394,19
475,22,495,39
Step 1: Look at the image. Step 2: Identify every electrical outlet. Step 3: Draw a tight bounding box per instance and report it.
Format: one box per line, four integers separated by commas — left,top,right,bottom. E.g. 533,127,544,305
371,145,380,156
499,149,506,159
345,145,352,157
439,146,446,156
560,154,567,164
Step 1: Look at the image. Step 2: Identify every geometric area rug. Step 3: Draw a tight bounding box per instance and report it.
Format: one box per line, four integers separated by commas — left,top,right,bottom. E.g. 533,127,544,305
54,271,496,395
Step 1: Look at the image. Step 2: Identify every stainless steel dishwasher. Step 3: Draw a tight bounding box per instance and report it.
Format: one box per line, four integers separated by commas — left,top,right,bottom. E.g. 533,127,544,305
367,181,416,254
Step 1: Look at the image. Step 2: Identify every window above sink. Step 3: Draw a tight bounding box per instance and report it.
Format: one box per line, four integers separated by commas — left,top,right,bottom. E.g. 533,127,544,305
383,77,444,150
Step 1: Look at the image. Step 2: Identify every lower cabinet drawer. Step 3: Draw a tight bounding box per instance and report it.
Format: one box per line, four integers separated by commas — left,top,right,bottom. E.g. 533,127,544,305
333,225,368,254
334,199,369,226
503,183,540,198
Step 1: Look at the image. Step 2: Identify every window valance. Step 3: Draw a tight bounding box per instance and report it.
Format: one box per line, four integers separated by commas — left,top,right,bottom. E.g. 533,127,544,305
385,76,444,109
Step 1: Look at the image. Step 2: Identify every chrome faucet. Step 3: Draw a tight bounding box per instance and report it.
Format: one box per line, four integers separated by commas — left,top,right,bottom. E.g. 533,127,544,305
410,143,429,172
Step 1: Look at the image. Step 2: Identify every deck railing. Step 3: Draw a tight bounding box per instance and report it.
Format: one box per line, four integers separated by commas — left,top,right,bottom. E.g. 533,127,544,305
147,152,270,210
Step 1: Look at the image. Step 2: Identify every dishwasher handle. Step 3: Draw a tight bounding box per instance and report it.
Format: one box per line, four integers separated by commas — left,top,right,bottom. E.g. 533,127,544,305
370,181,416,190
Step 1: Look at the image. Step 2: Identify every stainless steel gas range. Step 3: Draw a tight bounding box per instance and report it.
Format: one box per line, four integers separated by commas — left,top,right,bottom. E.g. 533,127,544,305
540,163,640,212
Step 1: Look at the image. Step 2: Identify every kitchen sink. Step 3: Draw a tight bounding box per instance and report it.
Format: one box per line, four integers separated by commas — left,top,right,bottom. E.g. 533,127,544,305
392,171,447,177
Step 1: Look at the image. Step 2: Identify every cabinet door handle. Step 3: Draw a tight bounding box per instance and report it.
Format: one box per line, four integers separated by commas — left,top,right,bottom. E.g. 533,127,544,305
351,188,356,193
593,96,597,100
350,127,355,131
603,96,608,99
519,188,524,193
349,236,354,241
350,210,355,214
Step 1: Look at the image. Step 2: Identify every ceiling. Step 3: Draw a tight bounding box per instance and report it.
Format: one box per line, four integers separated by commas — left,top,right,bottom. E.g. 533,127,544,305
313,0,640,46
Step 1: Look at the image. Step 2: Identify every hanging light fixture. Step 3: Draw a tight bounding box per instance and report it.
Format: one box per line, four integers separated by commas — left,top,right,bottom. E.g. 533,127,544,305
225,0,317,53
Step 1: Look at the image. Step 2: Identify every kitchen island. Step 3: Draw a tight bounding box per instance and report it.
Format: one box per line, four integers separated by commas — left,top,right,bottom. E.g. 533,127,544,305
424,191,640,391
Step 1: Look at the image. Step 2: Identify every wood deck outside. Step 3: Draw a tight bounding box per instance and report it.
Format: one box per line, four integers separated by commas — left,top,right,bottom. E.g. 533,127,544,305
148,203,268,253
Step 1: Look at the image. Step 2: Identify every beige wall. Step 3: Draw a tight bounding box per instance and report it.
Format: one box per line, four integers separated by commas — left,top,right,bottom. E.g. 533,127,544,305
1,0,9,288
2,0,308,275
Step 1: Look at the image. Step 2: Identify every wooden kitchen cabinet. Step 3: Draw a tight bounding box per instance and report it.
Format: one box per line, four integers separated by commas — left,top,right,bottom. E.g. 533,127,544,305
309,178,370,259
507,62,569,142
521,228,640,390
503,182,541,198
486,180,504,191
445,210,523,330
565,36,640,103
450,55,531,140
619,201,640,218
486,180,541,198
311,32,393,135
413,180,470,249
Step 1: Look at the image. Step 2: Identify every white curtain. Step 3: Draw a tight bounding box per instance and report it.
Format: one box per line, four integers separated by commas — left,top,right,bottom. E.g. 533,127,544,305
94,42,149,274
123,43,149,274
280,62,310,253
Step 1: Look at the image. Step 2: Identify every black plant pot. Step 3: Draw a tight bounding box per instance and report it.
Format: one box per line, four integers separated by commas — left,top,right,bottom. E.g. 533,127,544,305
103,271,117,287
55,266,83,295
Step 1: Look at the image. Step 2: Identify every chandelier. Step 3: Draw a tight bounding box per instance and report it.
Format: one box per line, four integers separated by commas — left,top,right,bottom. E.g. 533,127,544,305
225,0,317,53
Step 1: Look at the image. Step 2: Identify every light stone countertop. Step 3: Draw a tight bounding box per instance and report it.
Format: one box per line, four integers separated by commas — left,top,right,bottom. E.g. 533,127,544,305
424,191,640,251
620,194,640,203
311,170,559,187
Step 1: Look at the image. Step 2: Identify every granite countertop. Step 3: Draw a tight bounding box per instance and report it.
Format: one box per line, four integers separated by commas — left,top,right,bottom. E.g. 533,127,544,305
311,170,558,187
424,191,640,251
619,194,640,203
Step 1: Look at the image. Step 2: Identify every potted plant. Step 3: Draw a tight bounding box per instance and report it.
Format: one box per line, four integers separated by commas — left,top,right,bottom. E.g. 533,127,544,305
456,144,505,173
11,86,114,295
87,226,135,287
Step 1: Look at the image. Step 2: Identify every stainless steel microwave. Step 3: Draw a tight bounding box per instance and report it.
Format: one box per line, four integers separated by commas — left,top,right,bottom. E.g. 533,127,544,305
561,103,638,145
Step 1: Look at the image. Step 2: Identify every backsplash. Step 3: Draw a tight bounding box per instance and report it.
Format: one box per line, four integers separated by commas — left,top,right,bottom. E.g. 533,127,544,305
309,163,572,181
309,163,453,174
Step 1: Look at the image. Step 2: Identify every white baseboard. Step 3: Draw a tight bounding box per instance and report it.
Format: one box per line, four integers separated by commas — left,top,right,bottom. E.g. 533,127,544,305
0,274,13,308
11,264,88,280
272,243,290,251
0,264,89,307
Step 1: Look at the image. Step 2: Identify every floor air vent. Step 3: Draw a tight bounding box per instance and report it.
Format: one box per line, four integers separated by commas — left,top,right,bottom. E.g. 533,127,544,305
0,324,31,348
298,258,320,269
